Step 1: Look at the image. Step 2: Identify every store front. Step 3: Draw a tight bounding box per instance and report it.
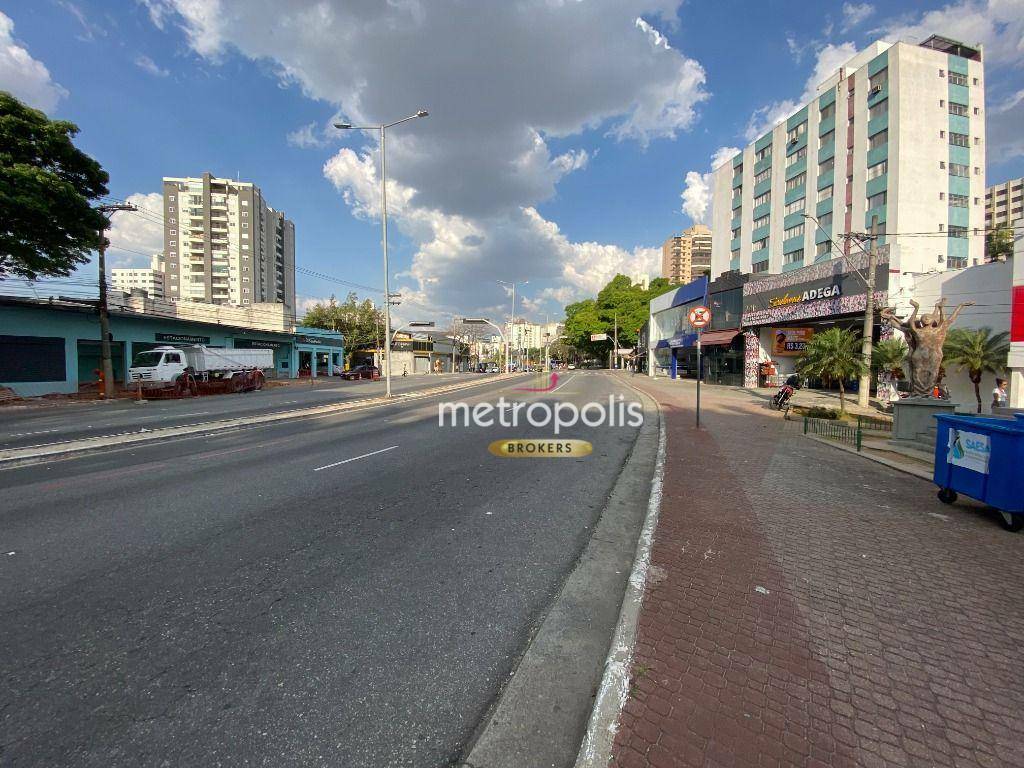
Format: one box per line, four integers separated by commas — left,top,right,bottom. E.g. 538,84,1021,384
291,327,345,378
647,277,708,378
741,251,889,388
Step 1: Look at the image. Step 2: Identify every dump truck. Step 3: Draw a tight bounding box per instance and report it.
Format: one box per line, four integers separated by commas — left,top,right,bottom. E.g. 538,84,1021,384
128,345,273,395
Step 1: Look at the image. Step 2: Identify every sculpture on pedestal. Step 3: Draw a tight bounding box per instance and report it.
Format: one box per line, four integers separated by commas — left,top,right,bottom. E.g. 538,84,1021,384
880,298,974,397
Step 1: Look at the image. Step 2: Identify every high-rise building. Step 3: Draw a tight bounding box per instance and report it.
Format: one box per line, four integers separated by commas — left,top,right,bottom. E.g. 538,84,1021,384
661,224,712,285
985,177,1024,231
712,35,986,278
162,173,296,317
111,254,165,299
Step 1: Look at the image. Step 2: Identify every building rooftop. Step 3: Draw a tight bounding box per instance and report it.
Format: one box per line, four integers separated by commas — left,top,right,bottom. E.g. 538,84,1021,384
918,34,982,61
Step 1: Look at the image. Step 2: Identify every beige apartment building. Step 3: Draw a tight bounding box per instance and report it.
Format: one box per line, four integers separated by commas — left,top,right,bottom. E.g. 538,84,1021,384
111,254,165,299
985,177,1023,231
161,173,296,318
661,224,712,285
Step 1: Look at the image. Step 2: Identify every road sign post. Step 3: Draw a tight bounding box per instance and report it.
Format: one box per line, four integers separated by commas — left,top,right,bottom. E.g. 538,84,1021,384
688,306,711,428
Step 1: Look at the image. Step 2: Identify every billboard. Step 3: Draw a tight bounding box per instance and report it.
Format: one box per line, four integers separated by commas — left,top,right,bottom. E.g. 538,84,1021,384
771,327,813,356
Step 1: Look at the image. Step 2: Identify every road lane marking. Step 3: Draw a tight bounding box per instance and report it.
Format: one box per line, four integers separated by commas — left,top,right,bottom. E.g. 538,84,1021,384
312,445,398,472
550,373,575,393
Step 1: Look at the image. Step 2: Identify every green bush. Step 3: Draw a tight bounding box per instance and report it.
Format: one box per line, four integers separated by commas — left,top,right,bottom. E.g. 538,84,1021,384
804,406,840,420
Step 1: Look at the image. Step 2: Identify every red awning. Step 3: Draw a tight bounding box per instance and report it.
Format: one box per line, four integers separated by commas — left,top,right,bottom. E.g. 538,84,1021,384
698,329,741,346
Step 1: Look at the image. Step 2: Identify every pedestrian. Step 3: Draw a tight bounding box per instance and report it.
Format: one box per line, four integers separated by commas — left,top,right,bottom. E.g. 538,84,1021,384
992,377,1008,410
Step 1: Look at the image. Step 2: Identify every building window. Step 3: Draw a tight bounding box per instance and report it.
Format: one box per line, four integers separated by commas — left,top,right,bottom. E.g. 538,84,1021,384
755,145,771,162
949,194,969,207
940,160,947,170
168,195,176,201
949,71,968,86
973,77,979,85
784,197,805,215
974,197,980,205
752,215,769,230
949,163,969,177
948,257,967,269
785,172,806,192
818,211,833,229
974,167,980,175
817,185,833,202
974,137,980,146
868,100,888,120
939,69,945,77
867,191,887,210
752,259,769,273
816,241,830,257
939,99,945,108
949,101,968,116
949,132,969,147
818,157,835,174
820,102,835,121
241,212,248,218
819,130,835,149
786,122,807,144
786,146,807,167
242,223,248,229
783,223,804,240
784,249,804,265
869,69,887,91
732,226,742,239
939,192,946,200
753,191,770,207
949,225,968,238
867,160,887,180
753,236,769,250
754,168,771,185
241,200,248,206
730,248,740,262
868,130,888,150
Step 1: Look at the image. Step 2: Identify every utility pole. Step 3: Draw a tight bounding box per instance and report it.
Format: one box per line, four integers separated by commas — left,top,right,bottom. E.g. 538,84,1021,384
856,215,880,408
95,203,137,399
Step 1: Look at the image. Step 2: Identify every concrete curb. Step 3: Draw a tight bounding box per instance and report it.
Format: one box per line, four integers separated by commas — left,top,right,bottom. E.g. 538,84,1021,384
0,374,523,469
460,381,662,768
574,393,666,768
804,434,934,481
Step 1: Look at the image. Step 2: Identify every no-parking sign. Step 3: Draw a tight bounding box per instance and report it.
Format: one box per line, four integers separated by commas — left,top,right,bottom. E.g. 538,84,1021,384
688,306,711,328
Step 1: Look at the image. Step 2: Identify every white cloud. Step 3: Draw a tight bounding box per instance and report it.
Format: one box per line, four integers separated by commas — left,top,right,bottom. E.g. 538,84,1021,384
989,88,1024,161
680,145,739,225
287,122,328,149
135,54,169,77
744,42,857,141
56,1,105,41
841,3,874,31
143,0,708,315
0,11,68,113
107,192,165,265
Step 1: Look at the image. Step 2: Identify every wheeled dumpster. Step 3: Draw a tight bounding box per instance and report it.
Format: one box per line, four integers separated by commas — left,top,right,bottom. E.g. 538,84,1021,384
933,413,1024,532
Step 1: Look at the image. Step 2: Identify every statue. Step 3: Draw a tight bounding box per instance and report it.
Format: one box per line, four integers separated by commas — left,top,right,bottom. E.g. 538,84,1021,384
880,298,974,397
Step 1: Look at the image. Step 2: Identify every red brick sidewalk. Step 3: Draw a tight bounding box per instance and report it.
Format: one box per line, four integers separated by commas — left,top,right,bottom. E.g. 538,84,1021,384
612,376,1024,768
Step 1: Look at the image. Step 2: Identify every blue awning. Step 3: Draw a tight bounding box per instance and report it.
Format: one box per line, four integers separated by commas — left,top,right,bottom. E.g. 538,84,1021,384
654,339,670,349
668,332,698,348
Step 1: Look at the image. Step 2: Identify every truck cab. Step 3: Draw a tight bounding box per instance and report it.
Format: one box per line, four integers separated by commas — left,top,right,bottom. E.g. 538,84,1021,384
129,346,188,385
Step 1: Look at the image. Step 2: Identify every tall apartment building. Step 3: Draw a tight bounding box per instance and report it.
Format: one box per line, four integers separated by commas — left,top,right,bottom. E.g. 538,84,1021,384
111,254,165,299
661,224,712,284
712,35,986,279
985,177,1024,230
162,173,296,317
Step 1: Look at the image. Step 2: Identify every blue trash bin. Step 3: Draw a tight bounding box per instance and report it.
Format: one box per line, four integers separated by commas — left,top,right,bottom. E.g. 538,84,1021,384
933,413,1024,532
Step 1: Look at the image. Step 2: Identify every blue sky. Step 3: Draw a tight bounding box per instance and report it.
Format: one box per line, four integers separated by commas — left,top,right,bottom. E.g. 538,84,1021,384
2,0,1022,323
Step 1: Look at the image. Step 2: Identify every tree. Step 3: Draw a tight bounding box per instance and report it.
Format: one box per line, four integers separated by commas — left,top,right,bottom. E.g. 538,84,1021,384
942,327,1009,413
0,91,109,279
870,338,908,376
986,227,1014,262
796,327,867,414
302,293,385,359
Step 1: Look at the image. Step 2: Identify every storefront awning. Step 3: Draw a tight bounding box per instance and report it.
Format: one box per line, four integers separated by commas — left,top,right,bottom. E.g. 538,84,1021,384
668,332,697,348
654,339,670,349
698,329,741,346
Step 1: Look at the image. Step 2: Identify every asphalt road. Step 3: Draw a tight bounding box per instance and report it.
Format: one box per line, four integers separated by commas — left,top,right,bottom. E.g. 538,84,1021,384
0,371,645,767
0,373,485,452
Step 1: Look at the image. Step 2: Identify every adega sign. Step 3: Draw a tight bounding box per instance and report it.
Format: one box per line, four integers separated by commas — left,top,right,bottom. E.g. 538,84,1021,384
768,284,842,308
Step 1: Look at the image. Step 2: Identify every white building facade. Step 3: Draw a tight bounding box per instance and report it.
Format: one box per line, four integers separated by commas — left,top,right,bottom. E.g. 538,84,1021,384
712,35,986,285
111,254,165,299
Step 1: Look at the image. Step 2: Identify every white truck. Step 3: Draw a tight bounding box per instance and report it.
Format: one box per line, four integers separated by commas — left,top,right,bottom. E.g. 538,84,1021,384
128,345,273,395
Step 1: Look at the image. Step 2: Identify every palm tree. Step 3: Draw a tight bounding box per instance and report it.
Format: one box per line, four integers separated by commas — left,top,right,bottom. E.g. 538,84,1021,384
796,327,867,414
942,327,1010,413
871,338,908,375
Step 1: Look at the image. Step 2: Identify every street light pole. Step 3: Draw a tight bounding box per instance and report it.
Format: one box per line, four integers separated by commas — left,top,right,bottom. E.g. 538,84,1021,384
95,203,137,399
497,279,527,373
334,109,428,398
857,216,881,408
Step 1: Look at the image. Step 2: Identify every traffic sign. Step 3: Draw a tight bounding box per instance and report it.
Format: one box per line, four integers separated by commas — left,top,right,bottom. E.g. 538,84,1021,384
688,306,711,328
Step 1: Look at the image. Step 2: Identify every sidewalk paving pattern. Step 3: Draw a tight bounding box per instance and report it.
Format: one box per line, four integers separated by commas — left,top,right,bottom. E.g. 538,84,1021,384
612,376,1024,768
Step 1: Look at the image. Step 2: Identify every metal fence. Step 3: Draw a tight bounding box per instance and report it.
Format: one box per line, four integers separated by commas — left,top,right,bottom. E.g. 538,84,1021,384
856,414,893,433
803,416,863,451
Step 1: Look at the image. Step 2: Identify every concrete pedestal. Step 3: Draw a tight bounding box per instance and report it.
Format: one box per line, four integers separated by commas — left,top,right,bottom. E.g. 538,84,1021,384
891,397,959,449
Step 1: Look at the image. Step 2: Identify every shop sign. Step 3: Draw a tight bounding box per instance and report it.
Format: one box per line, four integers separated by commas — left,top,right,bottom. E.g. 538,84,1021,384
156,333,210,344
772,327,814,356
947,428,990,475
768,285,841,308
234,339,288,350
295,335,330,345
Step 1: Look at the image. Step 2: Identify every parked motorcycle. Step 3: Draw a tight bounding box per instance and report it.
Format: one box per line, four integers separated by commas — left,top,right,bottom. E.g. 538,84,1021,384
771,375,802,410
